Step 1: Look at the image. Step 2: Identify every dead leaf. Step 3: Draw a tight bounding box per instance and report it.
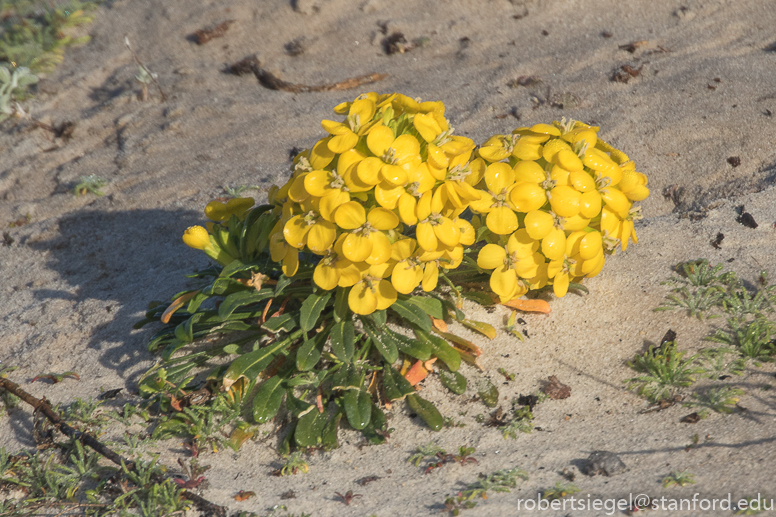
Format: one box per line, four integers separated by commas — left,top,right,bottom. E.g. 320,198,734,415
618,40,648,53
431,317,448,332
193,20,235,45
234,490,256,501
542,376,571,400
680,412,701,424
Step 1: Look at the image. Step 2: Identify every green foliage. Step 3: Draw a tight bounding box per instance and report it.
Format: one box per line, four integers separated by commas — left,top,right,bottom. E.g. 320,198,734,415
278,451,309,476
662,469,695,488
0,62,37,119
408,441,446,466
152,395,242,453
71,174,107,196
542,482,580,500
684,386,745,414
625,342,705,402
694,347,745,379
705,317,776,364
0,0,101,72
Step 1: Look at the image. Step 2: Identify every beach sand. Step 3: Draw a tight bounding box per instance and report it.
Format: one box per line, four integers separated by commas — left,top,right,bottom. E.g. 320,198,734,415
1,0,775,515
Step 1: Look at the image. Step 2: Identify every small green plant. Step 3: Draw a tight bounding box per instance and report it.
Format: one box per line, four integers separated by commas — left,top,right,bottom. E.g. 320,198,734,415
458,467,529,500
278,451,309,476
0,63,37,120
669,259,732,287
497,367,516,381
542,481,580,500
503,311,525,341
685,386,745,414
408,442,446,467
71,175,107,196
694,347,745,379
224,184,263,197
705,318,775,363
134,65,155,101
625,341,705,402
107,402,152,426
152,395,242,453
662,469,695,487
655,285,724,319
60,397,107,430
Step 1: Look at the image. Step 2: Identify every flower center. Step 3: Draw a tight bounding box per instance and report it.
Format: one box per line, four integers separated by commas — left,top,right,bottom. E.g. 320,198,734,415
406,181,422,197
294,156,313,173
381,148,398,165
446,164,472,182
329,170,348,191
346,114,362,133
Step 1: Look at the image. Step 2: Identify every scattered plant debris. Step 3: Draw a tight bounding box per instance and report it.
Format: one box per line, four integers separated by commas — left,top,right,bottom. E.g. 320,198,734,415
711,232,724,249
662,469,695,487
736,209,758,229
193,20,235,45
125,37,166,101
284,37,306,56
727,156,741,167
227,55,387,93
234,490,256,501
543,482,580,500
612,63,644,83
71,175,107,196
31,371,80,384
334,490,362,506
618,40,648,53
583,451,627,476
680,411,703,423
355,475,380,486
512,9,528,19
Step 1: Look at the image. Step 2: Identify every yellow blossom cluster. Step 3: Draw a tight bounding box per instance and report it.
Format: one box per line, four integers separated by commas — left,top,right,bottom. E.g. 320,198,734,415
182,197,255,265
471,119,648,301
265,93,481,315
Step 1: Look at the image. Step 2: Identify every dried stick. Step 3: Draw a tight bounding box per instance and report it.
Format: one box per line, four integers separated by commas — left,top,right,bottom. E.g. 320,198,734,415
228,55,388,93
0,377,226,517
124,36,167,101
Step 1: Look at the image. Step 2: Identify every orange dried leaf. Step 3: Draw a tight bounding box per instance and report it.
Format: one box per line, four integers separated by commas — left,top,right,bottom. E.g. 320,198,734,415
423,357,437,371
234,490,256,501
432,329,482,356
404,360,429,386
502,298,551,314
431,317,448,332
161,290,201,324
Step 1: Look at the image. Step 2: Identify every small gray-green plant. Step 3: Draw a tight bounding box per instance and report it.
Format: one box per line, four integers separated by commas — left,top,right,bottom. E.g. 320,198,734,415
0,63,37,120
662,469,695,487
278,451,309,476
655,285,724,319
458,467,529,501
625,342,705,402
152,395,242,453
60,397,107,430
71,175,107,196
134,65,155,101
500,404,534,439
705,318,775,364
224,184,263,197
669,259,733,287
542,481,580,500
685,386,745,414
107,402,151,426
408,441,446,466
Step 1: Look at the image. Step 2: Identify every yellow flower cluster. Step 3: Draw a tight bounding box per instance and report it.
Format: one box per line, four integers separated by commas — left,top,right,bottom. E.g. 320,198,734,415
266,93,481,315
472,119,648,301
182,198,255,265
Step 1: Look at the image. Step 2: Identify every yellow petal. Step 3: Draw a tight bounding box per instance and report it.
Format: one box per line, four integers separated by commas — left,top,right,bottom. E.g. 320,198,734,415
512,161,545,184
349,281,378,315
282,248,299,277
392,262,423,294
392,134,421,164
507,229,540,258
374,184,404,210
509,182,547,212
365,231,392,265
541,228,567,261
486,206,518,235
413,112,443,142
380,164,408,186
310,138,336,170
434,218,460,247
427,143,449,169
304,170,333,197
334,201,367,230
288,174,310,203
524,210,554,240
456,218,476,246
416,191,433,220
307,220,337,254
368,207,400,230
397,193,418,225
342,233,372,262
270,232,287,262
375,280,398,310
553,271,570,297
416,222,438,251
328,131,359,154
490,265,518,297
422,261,439,291
549,185,581,218
313,262,340,290
357,157,384,185
349,98,376,122
366,125,394,157
484,162,514,193
477,244,507,270
283,215,310,248
336,259,368,287
319,190,351,221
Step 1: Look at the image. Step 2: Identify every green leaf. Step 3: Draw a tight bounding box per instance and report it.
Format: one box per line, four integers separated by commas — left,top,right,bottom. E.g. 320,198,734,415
295,409,326,448
386,328,431,361
263,313,297,333
252,376,286,424
438,370,467,395
478,380,500,407
390,300,432,332
406,394,443,431
300,291,332,332
363,320,399,364
461,291,495,306
186,292,211,314
174,313,202,344
279,421,295,456
274,274,293,296
330,320,356,363
218,289,274,320
333,287,350,322
382,365,415,401
415,329,461,372
370,310,387,327
219,259,249,278
286,391,314,418
204,277,244,296
223,330,301,388
296,332,326,372
343,389,372,430
406,296,444,320
363,403,388,445
322,408,343,450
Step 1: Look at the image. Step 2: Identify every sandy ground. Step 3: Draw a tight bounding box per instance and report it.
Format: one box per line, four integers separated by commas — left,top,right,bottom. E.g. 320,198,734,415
2,0,776,515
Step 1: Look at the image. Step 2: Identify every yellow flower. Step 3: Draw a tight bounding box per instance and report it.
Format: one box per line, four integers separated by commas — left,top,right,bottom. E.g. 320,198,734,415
415,190,460,251
204,198,255,222
320,98,377,153
182,226,210,250
468,162,517,235
390,239,424,294
283,209,338,255
270,231,300,277
348,275,398,315
365,125,422,188
333,202,398,264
